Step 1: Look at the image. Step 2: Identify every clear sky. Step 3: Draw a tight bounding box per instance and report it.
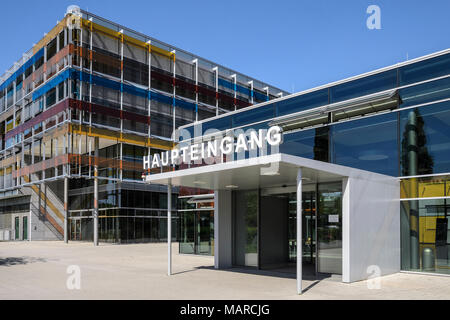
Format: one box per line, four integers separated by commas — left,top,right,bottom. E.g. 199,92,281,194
1,0,450,93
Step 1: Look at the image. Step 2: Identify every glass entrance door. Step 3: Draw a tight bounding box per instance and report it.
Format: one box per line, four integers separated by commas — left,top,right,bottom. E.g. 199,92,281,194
288,191,316,264
317,183,343,274
70,218,81,241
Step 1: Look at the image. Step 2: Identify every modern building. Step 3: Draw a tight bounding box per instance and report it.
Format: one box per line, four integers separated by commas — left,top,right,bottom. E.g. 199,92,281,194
144,48,450,292
0,6,288,243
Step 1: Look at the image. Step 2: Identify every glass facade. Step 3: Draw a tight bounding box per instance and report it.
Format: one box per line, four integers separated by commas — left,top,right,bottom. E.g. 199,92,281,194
0,8,285,243
180,50,450,275
401,198,450,275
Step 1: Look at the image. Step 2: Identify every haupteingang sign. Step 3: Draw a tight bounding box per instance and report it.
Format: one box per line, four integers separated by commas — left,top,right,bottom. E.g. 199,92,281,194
143,126,283,170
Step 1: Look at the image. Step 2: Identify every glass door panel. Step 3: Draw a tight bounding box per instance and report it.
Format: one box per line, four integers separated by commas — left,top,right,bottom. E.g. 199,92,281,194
23,216,28,240
196,211,212,255
317,183,343,274
234,190,258,267
15,217,20,240
288,191,316,264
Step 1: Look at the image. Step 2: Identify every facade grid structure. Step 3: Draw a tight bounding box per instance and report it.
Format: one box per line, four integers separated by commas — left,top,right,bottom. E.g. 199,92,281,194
0,6,287,244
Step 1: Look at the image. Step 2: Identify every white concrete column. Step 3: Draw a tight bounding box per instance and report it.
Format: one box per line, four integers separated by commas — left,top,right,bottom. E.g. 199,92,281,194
64,176,69,243
214,190,232,269
296,168,303,295
93,137,99,246
342,177,350,283
167,182,172,276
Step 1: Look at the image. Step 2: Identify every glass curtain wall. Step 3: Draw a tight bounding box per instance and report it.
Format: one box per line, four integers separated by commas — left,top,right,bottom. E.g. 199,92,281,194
401,198,450,275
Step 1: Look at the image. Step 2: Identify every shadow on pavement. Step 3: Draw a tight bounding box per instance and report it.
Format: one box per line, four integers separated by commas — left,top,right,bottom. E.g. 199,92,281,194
0,257,47,267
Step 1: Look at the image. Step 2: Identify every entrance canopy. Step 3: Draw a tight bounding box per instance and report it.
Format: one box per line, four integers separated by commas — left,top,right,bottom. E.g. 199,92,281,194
144,153,392,190
145,153,400,294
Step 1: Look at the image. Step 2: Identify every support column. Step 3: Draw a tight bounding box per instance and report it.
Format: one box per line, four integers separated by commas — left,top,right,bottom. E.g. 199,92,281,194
93,137,99,246
214,190,232,269
296,168,303,295
407,110,419,270
64,176,69,243
167,182,172,276
212,67,218,116
171,51,176,137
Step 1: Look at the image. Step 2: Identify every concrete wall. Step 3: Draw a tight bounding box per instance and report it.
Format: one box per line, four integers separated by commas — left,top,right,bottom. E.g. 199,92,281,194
22,183,64,241
342,176,400,283
259,196,288,269
214,190,232,269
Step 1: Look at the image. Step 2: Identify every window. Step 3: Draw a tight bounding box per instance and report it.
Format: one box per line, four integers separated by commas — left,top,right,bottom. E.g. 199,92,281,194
46,88,56,108
401,199,450,275
400,77,450,108
400,53,450,86
330,70,397,103
400,101,450,176
276,89,329,116
58,31,66,51
280,127,329,162
331,112,398,176
232,104,274,127
47,38,57,61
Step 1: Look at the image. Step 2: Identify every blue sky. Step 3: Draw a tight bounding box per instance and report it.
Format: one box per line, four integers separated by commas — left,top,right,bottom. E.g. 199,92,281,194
1,0,450,93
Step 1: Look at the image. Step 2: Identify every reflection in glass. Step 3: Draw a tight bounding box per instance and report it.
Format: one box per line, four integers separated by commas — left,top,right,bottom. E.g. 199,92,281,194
401,199,450,275
234,190,258,267
400,102,450,176
317,183,342,274
331,113,398,176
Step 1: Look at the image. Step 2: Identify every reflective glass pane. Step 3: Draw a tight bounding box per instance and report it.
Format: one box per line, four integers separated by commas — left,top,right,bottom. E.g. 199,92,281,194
276,89,329,116
401,199,450,275
399,77,450,108
317,183,342,274
232,104,274,127
330,70,397,103
280,127,329,162
331,113,398,176
400,101,450,176
234,190,258,267
399,53,450,86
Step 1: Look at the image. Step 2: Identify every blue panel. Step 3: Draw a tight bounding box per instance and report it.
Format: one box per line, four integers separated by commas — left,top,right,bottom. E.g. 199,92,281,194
149,91,172,105
123,83,147,97
236,84,251,96
91,74,120,91
176,98,196,110
218,78,233,90
254,91,267,102
32,68,71,100
0,48,45,92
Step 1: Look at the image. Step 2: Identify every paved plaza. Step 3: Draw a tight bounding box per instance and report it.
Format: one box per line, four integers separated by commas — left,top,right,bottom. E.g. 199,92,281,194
0,241,449,300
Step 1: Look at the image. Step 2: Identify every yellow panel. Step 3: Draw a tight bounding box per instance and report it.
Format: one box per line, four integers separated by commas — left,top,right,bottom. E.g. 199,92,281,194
71,124,173,150
83,18,174,59
33,16,69,54
401,177,450,199
418,181,445,198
